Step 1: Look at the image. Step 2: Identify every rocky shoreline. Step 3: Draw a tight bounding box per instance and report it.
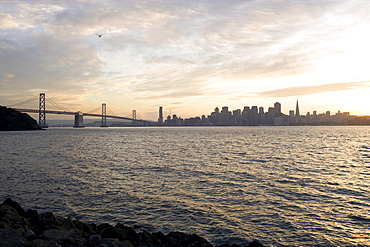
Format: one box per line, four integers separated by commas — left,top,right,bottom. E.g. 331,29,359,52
0,199,264,247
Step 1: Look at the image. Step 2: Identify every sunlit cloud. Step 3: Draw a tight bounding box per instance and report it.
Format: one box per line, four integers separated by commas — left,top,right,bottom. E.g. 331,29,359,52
258,81,370,98
1,0,370,119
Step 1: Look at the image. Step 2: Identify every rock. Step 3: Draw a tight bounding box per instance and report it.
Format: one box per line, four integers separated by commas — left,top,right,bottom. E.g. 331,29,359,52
24,239,62,247
98,223,113,231
0,228,26,247
30,211,57,227
24,229,37,240
115,223,140,243
29,212,57,234
165,243,182,247
138,230,163,247
152,231,167,244
100,226,127,241
73,219,94,236
85,234,102,246
25,209,39,219
98,238,120,247
165,232,213,247
0,204,30,229
42,228,85,246
246,240,264,247
59,216,75,231
0,199,266,247
120,240,135,247
2,198,26,216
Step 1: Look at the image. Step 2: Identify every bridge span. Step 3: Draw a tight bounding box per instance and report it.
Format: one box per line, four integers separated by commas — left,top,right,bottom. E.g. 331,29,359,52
11,93,150,128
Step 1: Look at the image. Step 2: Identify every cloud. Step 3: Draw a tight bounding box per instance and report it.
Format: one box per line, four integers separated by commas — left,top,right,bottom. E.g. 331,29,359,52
258,81,370,98
2,0,370,117
0,28,104,99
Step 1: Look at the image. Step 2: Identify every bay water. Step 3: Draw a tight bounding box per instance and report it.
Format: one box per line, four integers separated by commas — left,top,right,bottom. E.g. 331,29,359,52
1,126,370,246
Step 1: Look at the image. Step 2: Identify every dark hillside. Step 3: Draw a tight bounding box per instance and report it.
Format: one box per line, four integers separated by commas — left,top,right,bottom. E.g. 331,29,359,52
0,106,42,130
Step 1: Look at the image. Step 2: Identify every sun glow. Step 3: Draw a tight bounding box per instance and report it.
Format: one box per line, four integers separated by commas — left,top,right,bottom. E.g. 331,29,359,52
316,24,370,81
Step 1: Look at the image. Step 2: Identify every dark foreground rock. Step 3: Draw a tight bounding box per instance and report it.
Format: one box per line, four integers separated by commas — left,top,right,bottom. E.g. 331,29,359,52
0,198,264,247
0,106,42,131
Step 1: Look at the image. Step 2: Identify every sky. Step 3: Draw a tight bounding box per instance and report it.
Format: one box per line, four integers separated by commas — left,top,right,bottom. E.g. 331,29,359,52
1,0,370,121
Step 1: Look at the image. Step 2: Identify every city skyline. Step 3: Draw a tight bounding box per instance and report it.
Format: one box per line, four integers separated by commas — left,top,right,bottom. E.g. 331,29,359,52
158,99,359,126
1,1,370,120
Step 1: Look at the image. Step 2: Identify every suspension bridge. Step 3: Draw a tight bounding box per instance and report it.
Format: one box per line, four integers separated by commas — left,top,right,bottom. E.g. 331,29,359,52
8,93,151,128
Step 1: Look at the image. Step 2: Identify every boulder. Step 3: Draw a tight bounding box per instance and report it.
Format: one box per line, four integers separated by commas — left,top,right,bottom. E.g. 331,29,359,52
23,239,62,247
98,238,121,247
115,223,140,243
29,212,58,234
0,228,26,247
2,198,26,216
165,232,213,247
0,204,30,229
85,234,102,246
0,199,266,247
73,219,94,236
138,230,163,247
24,229,37,241
42,228,85,246
100,226,127,241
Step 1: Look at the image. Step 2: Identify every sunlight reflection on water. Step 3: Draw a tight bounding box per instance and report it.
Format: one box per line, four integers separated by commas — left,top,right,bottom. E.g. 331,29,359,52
1,126,370,246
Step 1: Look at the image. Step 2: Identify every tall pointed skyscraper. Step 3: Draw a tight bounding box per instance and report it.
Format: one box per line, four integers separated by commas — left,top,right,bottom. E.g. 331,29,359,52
295,99,300,117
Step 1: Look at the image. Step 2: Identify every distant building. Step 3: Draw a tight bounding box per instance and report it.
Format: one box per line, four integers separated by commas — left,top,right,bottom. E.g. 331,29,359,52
242,106,250,124
289,110,295,124
274,102,282,117
172,114,178,125
158,107,163,124
295,100,300,117
232,109,241,124
259,106,266,125
221,106,231,125
266,107,275,125
250,106,258,125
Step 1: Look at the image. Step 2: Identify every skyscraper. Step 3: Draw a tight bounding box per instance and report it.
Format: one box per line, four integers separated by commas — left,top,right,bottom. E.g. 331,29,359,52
221,106,230,124
259,106,266,125
274,102,281,117
158,106,163,124
295,99,300,117
250,106,258,125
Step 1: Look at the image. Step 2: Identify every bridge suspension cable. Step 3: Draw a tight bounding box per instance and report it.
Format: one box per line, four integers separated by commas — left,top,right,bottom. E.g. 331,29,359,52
9,95,39,107
46,95,68,111
86,106,102,114
136,111,143,120
106,105,118,116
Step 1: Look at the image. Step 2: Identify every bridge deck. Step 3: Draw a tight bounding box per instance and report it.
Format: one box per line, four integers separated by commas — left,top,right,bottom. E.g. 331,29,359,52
12,108,150,123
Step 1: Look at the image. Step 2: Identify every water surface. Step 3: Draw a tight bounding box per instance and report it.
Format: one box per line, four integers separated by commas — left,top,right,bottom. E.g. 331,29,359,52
1,126,370,246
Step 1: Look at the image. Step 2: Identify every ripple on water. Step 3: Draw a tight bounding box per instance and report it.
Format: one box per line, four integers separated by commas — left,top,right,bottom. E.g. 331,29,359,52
1,126,370,246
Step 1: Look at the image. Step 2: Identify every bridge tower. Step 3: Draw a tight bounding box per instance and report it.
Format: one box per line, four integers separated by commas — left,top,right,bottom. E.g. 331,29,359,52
39,93,47,128
132,110,137,126
101,103,107,127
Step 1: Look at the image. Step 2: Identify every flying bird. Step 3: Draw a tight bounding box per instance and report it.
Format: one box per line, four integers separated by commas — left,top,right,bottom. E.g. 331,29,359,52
96,33,103,38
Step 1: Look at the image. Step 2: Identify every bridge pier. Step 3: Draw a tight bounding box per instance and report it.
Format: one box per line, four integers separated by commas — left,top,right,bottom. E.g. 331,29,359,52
73,112,85,128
